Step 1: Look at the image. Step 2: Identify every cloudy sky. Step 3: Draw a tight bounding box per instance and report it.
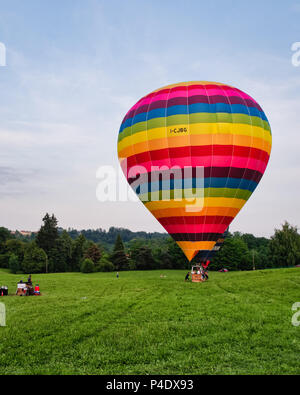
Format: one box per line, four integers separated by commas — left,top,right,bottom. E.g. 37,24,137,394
0,0,299,236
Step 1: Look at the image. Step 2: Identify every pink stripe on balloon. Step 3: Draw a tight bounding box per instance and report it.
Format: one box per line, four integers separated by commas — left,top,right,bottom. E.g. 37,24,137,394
127,87,258,115
126,156,267,177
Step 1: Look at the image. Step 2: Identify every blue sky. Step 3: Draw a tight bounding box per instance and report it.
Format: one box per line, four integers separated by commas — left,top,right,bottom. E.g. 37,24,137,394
0,0,300,236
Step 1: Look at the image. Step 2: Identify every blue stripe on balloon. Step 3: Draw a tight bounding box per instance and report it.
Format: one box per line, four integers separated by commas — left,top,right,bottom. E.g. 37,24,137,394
133,177,258,195
120,103,268,133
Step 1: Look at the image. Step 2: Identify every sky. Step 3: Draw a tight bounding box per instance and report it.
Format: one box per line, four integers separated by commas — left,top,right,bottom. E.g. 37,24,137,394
0,0,299,237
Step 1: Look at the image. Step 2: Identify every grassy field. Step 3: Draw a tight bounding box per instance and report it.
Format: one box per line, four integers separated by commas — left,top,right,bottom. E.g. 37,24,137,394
0,268,299,375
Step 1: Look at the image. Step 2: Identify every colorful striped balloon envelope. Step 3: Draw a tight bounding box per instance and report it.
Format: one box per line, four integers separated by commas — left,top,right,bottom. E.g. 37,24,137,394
117,81,272,262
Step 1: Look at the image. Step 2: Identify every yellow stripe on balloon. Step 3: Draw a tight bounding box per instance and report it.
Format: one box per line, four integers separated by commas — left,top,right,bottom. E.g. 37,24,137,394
117,123,271,152
144,197,246,211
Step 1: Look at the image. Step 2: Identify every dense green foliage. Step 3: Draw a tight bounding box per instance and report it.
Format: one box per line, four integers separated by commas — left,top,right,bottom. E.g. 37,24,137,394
71,234,86,272
209,237,251,271
269,222,300,267
110,234,129,271
66,226,167,246
22,243,47,274
8,254,20,274
36,214,59,256
84,243,102,264
0,227,11,243
0,268,299,374
96,253,114,272
80,258,95,273
128,240,157,270
2,214,300,274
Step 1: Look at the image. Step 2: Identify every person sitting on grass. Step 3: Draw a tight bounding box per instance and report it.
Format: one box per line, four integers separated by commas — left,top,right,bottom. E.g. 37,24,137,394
185,272,190,282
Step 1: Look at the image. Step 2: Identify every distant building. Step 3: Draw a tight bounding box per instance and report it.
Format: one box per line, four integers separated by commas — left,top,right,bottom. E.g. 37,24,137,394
20,230,32,236
11,230,33,237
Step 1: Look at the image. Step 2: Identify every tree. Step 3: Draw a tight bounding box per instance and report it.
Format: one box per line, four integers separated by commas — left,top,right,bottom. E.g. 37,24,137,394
6,239,25,263
210,237,251,271
0,253,10,268
0,227,11,244
130,244,156,270
245,246,272,270
241,233,270,251
167,238,188,269
36,213,59,256
60,231,74,271
80,258,94,273
47,231,75,273
110,234,129,271
84,243,102,264
71,234,86,271
256,245,272,269
48,239,68,273
96,253,114,272
9,254,20,274
0,227,12,268
22,242,47,273
269,221,300,267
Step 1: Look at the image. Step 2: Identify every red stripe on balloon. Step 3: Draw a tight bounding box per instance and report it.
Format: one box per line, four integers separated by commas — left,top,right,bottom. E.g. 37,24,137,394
127,145,269,168
158,216,233,226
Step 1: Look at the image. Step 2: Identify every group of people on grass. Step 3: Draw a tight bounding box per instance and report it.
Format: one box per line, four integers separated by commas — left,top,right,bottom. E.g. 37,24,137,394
185,265,209,282
16,275,40,296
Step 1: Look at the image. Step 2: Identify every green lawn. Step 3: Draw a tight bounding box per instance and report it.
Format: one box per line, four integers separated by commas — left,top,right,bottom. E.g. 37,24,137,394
0,268,299,375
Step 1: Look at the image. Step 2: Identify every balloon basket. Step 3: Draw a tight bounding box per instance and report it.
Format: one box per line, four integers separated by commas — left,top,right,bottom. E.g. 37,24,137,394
191,266,205,283
191,273,204,283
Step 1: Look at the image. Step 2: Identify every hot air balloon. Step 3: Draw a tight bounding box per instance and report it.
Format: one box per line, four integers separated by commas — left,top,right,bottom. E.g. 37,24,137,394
117,81,272,262
196,227,229,264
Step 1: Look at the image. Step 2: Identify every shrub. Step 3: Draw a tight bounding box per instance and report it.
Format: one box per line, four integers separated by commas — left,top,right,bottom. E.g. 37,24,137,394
96,254,114,272
0,253,10,268
129,259,136,271
22,243,47,274
9,254,20,274
80,258,94,273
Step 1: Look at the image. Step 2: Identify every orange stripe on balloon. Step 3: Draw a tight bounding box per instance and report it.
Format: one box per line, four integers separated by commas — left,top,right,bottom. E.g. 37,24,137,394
118,134,271,158
176,241,216,261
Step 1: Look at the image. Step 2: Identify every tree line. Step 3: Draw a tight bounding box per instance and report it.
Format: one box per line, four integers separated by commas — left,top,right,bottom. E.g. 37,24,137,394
0,214,300,274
